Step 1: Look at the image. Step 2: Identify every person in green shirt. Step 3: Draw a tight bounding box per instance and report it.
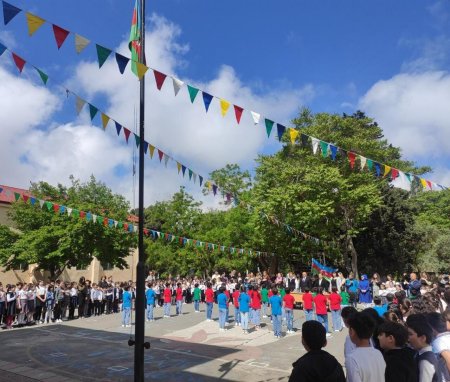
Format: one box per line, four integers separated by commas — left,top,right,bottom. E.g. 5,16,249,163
279,285,286,321
340,286,350,307
193,283,201,313
261,283,269,318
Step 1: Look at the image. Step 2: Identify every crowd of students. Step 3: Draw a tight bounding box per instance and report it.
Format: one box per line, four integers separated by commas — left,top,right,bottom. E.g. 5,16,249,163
1,270,449,381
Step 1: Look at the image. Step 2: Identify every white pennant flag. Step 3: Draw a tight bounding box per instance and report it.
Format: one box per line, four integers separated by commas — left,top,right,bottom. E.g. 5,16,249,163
39,199,45,209
250,111,261,125
76,97,86,115
164,154,170,167
193,173,197,184
75,34,90,54
311,137,320,154
92,214,97,223
390,171,412,192
172,77,184,96
360,156,367,170
133,225,138,232
67,208,72,216
114,221,118,228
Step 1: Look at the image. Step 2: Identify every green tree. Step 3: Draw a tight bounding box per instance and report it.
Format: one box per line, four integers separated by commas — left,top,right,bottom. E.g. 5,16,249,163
0,176,135,278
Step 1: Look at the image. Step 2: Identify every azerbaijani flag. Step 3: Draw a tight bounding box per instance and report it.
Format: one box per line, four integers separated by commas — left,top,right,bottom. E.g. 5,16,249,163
311,258,337,281
129,0,142,77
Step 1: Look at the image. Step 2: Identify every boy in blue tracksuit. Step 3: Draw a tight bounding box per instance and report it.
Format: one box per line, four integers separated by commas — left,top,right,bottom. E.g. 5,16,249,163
269,288,282,338
122,286,132,327
145,283,156,322
238,286,251,334
217,286,228,331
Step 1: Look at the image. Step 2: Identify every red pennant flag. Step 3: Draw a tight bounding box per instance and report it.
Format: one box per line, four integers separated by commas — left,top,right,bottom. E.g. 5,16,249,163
153,70,167,90
426,180,432,189
347,152,356,169
164,233,169,239
179,237,183,245
143,228,149,236
103,217,108,226
391,168,399,180
157,149,164,162
80,211,86,219
234,105,244,124
53,204,60,212
12,52,26,72
22,194,29,203
124,223,129,231
123,128,131,143
52,24,70,49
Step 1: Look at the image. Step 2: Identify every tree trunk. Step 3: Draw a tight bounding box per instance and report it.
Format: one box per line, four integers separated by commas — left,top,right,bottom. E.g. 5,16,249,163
268,256,278,276
346,235,359,279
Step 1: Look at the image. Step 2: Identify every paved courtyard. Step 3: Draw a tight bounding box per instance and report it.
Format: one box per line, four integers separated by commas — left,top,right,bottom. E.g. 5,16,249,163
0,303,346,381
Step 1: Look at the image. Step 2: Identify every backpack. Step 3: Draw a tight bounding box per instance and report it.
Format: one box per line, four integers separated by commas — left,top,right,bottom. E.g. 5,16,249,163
418,350,450,382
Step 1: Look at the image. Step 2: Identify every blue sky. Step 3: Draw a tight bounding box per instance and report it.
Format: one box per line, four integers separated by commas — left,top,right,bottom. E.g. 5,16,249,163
1,0,450,206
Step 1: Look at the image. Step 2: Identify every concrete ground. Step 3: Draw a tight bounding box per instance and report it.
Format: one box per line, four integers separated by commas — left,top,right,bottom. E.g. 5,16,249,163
0,303,346,381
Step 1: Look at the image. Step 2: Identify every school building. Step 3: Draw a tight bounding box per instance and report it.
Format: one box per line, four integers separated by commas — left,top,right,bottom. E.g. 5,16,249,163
0,185,138,285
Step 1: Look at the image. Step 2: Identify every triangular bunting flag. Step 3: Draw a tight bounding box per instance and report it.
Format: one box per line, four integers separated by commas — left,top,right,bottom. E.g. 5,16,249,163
67,207,72,216
123,127,131,143
115,53,129,74
0,42,5,56
220,99,230,117
153,70,167,90
301,134,309,147
405,173,412,183
45,201,53,211
199,175,203,187
135,62,149,80
367,159,373,171
39,199,45,209
96,44,112,68
149,145,155,158
276,123,286,141
391,168,399,180
347,152,356,169
172,77,184,96
181,165,186,176
375,163,382,177
289,128,299,144
134,133,140,148
420,178,428,190
75,34,90,54
14,192,20,201
101,113,110,130
187,85,199,103
188,169,193,180
143,141,149,154
193,173,197,183
35,67,48,85
233,105,244,124
76,97,86,114
330,145,338,160
2,1,21,25
22,194,29,203
52,24,70,49
360,156,367,170
319,141,329,158
383,165,391,177
157,149,164,162
26,13,45,36
88,104,98,121
202,92,213,112
212,184,218,196
115,122,122,136
164,154,170,167
251,111,260,125
265,119,274,138
12,52,25,73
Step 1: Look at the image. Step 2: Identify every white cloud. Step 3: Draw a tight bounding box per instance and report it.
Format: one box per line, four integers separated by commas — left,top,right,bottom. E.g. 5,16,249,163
1,14,314,207
359,71,450,185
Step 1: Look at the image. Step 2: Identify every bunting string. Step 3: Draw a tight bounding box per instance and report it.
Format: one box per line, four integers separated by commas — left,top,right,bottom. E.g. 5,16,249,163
0,42,322,245
1,1,447,190
0,185,276,258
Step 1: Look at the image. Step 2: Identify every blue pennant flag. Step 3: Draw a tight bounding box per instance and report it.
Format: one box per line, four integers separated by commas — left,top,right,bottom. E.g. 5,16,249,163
115,53,129,74
2,1,21,25
202,92,213,112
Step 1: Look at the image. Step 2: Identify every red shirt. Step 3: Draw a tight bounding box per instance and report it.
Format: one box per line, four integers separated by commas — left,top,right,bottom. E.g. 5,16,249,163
232,290,240,307
176,288,183,301
329,292,342,311
314,294,328,315
302,292,313,310
268,290,274,298
225,290,230,305
283,294,295,309
205,288,214,303
251,291,261,309
163,288,172,303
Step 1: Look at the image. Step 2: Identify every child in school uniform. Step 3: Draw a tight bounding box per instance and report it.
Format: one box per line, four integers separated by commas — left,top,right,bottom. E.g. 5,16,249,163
261,282,269,318
44,285,55,324
283,288,295,334
175,283,183,315
339,285,350,308
238,285,250,334
122,286,132,327
270,288,283,338
314,287,330,335
26,283,36,324
302,287,314,321
205,282,214,321
329,286,343,332
163,283,172,318
193,283,201,313
5,284,16,329
232,284,240,326
250,285,262,329
145,283,156,322
217,286,228,331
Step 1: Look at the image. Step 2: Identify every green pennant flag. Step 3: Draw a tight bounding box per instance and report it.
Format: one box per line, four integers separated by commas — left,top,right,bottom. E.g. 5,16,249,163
187,85,199,103
366,159,373,171
117,221,123,229
89,104,98,121
45,201,53,211
405,173,412,183
72,209,79,218
95,44,112,68
14,192,20,201
97,216,103,225
35,67,48,85
265,119,274,138
188,169,193,180
134,133,140,148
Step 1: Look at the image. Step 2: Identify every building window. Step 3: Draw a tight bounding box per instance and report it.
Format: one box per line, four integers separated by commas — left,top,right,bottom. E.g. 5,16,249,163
101,262,114,271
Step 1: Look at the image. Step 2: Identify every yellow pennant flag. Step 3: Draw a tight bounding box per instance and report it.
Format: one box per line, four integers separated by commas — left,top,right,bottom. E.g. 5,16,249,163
176,162,182,173
135,62,149,80
101,113,110,130
289,128,299,144
26,13,46,36
75,34,90,54
220,99,230,117
383,165,391,177
420,178,428,189
149,145,155,158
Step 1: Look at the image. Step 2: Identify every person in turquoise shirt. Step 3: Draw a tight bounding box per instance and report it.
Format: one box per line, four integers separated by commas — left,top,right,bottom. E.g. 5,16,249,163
269,289,282,338
217,287,228,331
122,286,132,327
238,286,251,334
145,283,155,322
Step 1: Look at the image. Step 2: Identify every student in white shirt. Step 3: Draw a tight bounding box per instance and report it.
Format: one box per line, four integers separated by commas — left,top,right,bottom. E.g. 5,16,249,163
345,311,386,382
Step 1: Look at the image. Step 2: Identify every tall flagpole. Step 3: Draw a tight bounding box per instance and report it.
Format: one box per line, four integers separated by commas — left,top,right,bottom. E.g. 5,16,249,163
134,0,148,380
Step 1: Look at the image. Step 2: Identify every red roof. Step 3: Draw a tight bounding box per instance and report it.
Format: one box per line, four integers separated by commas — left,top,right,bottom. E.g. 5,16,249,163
0,185,32,204
127,214,139,223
